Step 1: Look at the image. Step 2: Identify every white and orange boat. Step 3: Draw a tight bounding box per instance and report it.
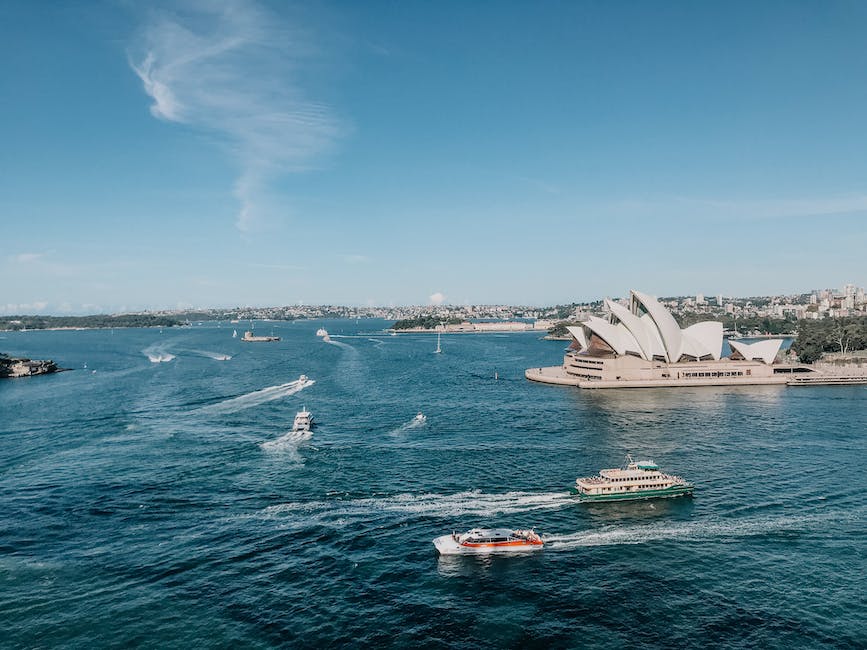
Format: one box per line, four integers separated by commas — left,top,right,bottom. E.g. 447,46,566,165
433,528,543,555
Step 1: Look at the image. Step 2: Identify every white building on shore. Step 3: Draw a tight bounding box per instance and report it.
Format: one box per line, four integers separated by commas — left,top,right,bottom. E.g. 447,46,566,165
526,290,808,389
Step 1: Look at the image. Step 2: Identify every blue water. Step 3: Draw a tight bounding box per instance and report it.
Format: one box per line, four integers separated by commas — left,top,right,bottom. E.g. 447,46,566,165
1,321,864,648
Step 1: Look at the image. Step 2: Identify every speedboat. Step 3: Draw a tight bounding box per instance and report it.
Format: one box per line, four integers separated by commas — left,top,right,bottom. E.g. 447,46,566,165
298,374,309,383
414,412,426,424
292,407,313,432
433,528,543,555
572,454,694,502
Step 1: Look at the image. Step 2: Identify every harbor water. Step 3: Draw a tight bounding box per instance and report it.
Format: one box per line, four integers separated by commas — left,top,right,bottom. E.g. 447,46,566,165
1,321,864,648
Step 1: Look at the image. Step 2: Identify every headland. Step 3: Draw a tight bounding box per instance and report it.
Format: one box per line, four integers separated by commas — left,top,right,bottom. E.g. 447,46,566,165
0,354,62,379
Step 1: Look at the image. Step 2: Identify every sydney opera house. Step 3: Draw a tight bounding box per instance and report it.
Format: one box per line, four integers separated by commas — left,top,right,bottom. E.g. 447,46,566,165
525,290,804,389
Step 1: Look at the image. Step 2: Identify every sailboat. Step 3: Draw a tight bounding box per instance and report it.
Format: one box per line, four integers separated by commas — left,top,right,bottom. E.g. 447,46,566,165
434,331,442,354
232,329,238,338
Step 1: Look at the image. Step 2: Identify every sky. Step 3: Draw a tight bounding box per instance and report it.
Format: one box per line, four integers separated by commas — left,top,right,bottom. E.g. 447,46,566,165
2,0,866,314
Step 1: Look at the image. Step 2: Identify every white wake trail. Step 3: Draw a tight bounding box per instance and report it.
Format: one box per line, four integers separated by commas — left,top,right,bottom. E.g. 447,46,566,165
544,511,860,550
258,490,573,524
189,349,232,361
142,344,175,363
199,377,314,414
324,338,353,349
389,415,427,435
260,430,312,459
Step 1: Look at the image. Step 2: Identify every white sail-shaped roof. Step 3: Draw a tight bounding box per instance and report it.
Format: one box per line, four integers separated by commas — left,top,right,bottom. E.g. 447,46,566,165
683,322,724,360
566,326,588,351
639,313,668,359
565,289,729,364
729,339,783,365
582,316,643,357
630,290,683,363
606,299,665,361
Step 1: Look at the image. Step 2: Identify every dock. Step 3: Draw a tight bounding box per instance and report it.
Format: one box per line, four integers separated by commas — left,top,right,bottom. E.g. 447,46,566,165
786,374,867,386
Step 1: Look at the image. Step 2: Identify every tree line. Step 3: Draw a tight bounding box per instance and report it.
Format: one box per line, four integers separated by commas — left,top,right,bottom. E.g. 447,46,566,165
392,315,463,330
791,316,867,363
0,315,183,330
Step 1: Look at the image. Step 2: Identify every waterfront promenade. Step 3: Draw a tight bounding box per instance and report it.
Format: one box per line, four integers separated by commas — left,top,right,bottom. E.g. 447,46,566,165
526,364,867,389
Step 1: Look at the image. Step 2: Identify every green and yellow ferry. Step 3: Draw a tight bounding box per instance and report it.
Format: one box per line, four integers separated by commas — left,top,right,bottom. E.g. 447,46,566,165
572,455,694,502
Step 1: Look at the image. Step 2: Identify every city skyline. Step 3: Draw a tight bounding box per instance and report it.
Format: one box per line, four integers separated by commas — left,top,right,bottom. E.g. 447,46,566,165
4,1,867,314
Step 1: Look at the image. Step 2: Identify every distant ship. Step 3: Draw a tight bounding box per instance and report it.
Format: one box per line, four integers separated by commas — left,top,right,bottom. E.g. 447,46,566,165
241,331,280,342
316,328,331,342
232,329,237,338
572,455,693,502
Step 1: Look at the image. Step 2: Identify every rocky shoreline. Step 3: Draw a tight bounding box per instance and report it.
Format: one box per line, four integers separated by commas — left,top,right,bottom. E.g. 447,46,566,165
0,354,62,378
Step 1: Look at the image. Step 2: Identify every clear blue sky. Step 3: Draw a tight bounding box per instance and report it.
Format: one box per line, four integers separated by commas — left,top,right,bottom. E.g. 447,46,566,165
2,0,866,314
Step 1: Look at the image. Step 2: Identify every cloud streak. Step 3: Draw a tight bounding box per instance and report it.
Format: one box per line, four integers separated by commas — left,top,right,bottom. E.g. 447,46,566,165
597,193,867,222
342,254,370,265
12,252,45,264
129,1,342,231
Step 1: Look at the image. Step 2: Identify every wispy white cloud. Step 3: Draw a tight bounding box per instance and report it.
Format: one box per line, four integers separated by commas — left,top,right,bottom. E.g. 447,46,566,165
249,262,306,271
515,175,560,195
691,194,867,220
129,1,343,232
598,193,867,222
342,254,370,265
11,252,45,264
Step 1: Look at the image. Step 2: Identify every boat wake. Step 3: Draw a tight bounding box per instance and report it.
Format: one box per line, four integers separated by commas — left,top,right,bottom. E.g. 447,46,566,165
544,510,860,550
189,349,232,361
142,344,175,363
258,490,573,524
260,430,313,457
389,415,427,435
198,377,315,414
324,338,353,349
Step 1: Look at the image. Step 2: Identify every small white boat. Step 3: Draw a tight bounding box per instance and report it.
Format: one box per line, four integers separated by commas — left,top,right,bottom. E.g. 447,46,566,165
298,374,309,383
434,528,543,555
293,407,313,432
414,412,426,424
316,328,331,342
232,329,238,338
